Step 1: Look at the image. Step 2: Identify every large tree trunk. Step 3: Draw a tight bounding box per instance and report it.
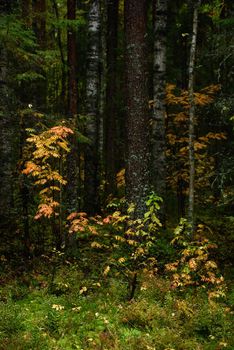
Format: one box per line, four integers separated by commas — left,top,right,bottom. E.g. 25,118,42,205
125,0,149,218
66,0,79,213
84,0,101,214
22,0,31,27
151,0,168,223
32,0,46,47
105,0,119,197
0,1,15,229
188,0,200,234
52,0,66,112
32,0,47,111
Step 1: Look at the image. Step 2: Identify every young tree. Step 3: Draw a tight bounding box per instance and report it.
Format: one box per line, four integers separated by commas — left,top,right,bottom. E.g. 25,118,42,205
151,0,168,223
84,0,101,214
125,0,149,218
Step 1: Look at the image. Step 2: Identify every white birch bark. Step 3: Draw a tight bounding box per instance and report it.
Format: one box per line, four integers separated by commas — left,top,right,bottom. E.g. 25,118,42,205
84,0,101,213
152,0,168,222
188,0,201,234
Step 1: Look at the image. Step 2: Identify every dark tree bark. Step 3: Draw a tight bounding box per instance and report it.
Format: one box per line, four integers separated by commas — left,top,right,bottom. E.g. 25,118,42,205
52,0,66,112
151,0,168,223
125,0,149,218
188,0,200,234
84,0,101,214
32,0,47,111
18,113,30,256
21,0,31,27
105,0,119,197
32,0,46,47
66,0,79,213
0,0,15,229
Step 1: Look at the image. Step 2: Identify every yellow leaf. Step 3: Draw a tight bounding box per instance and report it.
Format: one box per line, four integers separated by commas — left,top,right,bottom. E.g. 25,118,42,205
103,265,110,276
91,241,102,248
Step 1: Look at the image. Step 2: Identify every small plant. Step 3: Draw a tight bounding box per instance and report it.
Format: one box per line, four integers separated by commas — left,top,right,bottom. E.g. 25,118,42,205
165,219,226,299
68,193,163,299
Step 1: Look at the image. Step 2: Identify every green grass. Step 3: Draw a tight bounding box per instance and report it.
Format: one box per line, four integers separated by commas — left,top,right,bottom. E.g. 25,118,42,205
0,263,233,350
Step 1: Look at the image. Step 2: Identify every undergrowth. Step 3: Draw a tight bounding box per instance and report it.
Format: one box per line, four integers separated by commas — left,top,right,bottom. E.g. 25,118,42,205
0,261,233,350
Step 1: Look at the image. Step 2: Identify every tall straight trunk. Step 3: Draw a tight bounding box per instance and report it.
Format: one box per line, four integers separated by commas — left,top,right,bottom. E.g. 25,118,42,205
84,0,101,214
0,1,14,228
32,0,47,110
105,0,119,197
33,0,46,47
66,0,78,213
52,0,66,112
188,0,200,234
125,0,149,218
151,0,168,223
19,113,30,255
22,0,31,27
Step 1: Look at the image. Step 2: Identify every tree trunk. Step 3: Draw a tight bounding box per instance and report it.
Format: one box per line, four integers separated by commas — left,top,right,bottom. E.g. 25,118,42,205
151,0,168,223
66,0,79,213
52,0,66,112
33,0,46,47
32,0,47,111
188,0,200,234
105,0,119,197
125,0,149,218
22,0,31,28
84,0,101,214
0,1,15,229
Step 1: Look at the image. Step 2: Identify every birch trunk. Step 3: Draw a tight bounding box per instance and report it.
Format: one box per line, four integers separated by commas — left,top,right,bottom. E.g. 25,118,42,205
188,0,200,234
84,0,101,214
125,0,149,218
66,0,79,213
152,0,168,223
105,0,119,197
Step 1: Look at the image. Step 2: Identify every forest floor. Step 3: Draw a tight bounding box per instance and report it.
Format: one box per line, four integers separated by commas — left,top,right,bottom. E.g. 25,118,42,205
0,255,233,350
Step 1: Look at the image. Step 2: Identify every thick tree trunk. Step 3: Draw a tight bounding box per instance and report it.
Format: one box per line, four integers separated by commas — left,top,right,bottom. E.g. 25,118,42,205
52,0,66,112
33,0,46,47
188,0,200,234
22,0,31,27
66,0,78,213
105,0,119,197
125,0,149,218
151,0,168,223
84,0,101,214
0,2,15,229
32,0,47,111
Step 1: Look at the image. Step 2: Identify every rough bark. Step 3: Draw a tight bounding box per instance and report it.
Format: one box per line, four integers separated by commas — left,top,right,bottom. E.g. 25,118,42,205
84,0,101,214
32,0,47,111
151,0,168,223
188,0,200,234
125,0,149,218
105,0,119,197
21,0,31,27
0,2,15,228
66,0,79,213
52,0,66,112
33,0,46,47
